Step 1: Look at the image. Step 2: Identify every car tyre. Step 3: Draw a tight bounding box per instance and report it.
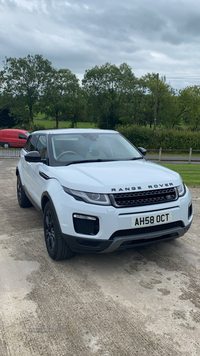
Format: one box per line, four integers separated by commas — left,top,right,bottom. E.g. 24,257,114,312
17,175,32,208
44,201,74,260
3,142,10,148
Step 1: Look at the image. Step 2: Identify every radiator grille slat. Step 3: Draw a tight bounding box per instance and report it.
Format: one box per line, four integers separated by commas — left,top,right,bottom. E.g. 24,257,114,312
111,188,177,208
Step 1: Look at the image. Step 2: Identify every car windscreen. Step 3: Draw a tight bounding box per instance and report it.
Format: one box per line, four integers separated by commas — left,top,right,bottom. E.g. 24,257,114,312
50,132,142,165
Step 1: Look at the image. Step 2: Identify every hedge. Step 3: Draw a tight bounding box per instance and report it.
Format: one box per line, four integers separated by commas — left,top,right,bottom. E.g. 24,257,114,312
117,125,200,150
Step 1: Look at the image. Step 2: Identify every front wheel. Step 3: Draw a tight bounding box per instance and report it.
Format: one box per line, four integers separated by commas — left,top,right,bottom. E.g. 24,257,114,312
44,201,73,260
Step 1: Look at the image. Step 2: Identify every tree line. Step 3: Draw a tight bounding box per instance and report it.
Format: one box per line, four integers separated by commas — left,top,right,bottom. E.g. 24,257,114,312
0,54,200,131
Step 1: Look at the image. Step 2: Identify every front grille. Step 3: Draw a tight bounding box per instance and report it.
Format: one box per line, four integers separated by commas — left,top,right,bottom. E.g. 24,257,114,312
111,187,177,208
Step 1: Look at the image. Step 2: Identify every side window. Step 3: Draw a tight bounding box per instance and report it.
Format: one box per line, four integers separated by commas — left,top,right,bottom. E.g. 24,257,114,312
25,135,39,152
36,135,47,159
19,134,28,140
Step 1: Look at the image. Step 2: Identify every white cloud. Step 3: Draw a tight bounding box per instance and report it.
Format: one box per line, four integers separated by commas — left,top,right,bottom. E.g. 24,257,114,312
0,0,200,89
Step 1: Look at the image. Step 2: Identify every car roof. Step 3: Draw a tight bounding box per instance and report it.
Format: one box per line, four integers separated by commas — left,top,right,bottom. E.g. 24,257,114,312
0,128,28,132
31,128,118,135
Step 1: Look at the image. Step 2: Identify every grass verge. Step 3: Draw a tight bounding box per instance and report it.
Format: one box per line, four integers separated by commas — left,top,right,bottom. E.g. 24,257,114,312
160,164,200,186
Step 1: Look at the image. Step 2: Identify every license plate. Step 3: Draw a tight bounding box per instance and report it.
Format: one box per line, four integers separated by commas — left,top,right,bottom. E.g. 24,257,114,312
131,212,172,228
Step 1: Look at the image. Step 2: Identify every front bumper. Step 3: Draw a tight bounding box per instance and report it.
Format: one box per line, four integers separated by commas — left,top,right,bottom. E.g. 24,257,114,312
52,185,193,254
63,220,192,254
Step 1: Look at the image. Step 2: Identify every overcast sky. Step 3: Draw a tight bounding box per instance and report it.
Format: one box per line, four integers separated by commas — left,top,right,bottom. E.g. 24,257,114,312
1,0,200,90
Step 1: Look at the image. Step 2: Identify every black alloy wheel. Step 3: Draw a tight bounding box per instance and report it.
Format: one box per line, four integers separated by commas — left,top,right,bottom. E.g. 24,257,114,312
44,201,73,260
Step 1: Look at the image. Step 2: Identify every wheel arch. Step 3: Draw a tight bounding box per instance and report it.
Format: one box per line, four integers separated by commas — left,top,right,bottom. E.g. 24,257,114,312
16,161,24,183
41,192,51,212
41,192,60,221
42,192,64,242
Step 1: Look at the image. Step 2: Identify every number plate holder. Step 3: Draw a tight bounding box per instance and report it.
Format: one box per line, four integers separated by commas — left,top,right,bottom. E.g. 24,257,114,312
131,212,172,228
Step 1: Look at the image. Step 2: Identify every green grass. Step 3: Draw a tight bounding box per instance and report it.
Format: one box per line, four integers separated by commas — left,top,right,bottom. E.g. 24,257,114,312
35,112,46,119
160,164,200,186
33,119,97,129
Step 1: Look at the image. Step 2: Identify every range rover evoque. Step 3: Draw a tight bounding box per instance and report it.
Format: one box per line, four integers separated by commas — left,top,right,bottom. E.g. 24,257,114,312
16,129,193,260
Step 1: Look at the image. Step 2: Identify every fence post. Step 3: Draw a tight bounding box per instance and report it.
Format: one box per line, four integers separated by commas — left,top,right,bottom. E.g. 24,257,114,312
189,148,192,164
159,147,162,162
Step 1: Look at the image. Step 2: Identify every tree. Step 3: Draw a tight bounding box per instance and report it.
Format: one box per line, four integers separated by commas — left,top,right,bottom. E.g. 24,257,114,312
0,55,53,124
82,63,138,129
178,85,200,130
67,87,87,128
117,63,141,126
40,68,85,129
140,73,179,129
0,109,15,128
0,91,29,128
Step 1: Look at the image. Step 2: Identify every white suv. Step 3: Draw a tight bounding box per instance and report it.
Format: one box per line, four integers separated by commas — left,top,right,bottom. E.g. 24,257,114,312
16,129,193,260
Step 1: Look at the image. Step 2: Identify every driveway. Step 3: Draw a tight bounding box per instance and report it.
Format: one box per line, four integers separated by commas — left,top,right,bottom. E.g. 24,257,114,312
0,159,200,356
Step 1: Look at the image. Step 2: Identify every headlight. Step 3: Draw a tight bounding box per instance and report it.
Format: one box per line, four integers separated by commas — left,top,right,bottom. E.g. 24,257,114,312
63,187,111,205
177,182,186,197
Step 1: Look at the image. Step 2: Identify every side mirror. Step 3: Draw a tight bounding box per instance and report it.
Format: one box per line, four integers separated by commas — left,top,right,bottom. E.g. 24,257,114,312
25,151,42,162
137,147,147,156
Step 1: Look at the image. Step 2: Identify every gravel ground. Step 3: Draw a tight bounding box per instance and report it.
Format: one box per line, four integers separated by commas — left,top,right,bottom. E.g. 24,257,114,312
0,159,200,356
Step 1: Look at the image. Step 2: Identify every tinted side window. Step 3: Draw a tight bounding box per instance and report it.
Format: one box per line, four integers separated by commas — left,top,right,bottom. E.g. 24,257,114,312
25,135,39,152
36,135,47,159
19,134,28,140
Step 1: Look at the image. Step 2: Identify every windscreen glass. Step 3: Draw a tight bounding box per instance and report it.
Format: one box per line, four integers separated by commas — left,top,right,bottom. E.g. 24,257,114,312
50,133,142,164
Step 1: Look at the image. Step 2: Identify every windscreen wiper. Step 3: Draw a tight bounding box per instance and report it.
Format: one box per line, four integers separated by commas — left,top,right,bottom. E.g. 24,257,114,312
130,157,144,160
65,159,103,166
65,157,144,166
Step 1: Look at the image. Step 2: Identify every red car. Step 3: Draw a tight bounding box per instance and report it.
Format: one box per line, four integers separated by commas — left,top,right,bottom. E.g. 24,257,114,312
0,129,30,148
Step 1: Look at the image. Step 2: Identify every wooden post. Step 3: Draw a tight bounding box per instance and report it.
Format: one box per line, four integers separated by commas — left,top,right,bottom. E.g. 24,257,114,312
189,148,192,164
159,147,162,162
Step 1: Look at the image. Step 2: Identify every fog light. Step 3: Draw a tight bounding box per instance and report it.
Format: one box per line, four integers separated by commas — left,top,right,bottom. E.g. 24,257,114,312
73,213,99,235
188,201,193,220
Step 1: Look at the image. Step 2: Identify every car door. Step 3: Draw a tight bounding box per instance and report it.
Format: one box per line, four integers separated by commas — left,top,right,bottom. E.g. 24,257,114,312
24,134,48,208
18,133,28,147
31,134,48,207
22,134,39,202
